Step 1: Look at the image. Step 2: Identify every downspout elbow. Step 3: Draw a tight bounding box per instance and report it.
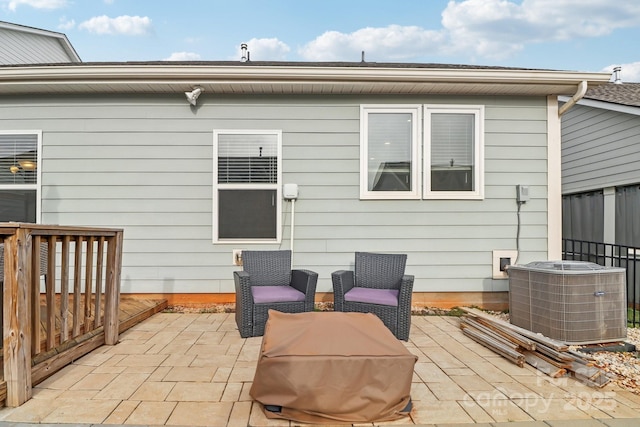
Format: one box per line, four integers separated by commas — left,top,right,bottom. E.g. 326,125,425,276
558,80,588,116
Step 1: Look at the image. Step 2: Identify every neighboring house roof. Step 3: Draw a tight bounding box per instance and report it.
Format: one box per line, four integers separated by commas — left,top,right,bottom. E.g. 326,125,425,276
560,82,640,116
0,60,611,97
0,21,81,65
582,82,640,107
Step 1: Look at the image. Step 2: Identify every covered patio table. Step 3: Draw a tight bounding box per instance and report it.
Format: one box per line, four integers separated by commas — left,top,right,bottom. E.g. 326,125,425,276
250,309,417,424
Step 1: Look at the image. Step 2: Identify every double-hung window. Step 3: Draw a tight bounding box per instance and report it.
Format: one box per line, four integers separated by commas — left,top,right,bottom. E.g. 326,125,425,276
213,130,282,243
0,131,41,223
360,105,484,200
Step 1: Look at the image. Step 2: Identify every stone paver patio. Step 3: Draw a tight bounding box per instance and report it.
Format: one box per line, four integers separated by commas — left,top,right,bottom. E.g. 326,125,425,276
0,312,639,426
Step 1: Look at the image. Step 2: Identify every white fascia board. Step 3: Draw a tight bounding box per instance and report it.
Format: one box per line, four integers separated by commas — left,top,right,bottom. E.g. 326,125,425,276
559,95,640,116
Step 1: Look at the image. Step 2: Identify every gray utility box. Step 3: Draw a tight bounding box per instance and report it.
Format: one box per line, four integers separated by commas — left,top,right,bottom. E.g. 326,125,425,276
507,261,627,345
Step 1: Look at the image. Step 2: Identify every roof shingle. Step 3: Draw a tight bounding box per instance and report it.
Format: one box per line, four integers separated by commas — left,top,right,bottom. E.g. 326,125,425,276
584,82,640,107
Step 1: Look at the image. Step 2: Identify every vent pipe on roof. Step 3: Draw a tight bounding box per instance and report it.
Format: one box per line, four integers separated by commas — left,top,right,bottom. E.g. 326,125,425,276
613,66,622,84
558,80,588,116
240,44,248,62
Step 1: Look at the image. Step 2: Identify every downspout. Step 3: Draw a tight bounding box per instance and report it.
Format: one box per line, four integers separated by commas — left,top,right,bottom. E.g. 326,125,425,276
549,80,588,260
558,80,588,116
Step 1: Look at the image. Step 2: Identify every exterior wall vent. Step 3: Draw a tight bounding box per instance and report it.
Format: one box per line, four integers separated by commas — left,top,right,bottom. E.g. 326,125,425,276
507,260,626,344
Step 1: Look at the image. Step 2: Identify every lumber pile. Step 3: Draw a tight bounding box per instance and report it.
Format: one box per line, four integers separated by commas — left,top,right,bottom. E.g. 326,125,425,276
460,307,610,387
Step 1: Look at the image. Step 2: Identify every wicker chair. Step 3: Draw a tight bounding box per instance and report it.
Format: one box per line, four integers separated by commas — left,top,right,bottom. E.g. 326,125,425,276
332,252,414,341
233,250,318,338
0,242,48,283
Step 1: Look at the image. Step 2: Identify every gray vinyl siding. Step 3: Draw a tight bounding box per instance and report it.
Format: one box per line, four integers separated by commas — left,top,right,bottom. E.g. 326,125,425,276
562,103,640,194
0,28,74,64
0,94,549,294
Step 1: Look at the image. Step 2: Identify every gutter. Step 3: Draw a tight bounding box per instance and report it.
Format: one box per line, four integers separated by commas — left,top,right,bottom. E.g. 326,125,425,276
0,64,611,84
558,80,588,116
0,64,611,96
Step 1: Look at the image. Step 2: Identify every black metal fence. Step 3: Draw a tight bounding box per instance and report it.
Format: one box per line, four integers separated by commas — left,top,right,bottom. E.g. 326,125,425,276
562,239,640,327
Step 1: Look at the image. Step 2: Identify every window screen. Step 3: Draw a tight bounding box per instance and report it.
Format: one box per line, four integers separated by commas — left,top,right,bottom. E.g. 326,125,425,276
218,189,277,239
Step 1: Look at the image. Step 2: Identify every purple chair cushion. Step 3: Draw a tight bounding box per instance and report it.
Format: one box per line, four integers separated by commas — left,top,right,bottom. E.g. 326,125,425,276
252,285,306,304
344,288,399,307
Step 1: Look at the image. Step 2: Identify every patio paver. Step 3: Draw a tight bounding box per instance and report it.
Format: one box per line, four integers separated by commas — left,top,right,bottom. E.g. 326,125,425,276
0,312,638,426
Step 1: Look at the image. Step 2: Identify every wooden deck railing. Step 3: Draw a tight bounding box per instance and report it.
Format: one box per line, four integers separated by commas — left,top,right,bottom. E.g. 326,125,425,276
0,223,123,407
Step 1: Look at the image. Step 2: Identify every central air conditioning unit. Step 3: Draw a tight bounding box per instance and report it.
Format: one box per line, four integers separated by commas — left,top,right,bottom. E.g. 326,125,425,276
507,260,627,345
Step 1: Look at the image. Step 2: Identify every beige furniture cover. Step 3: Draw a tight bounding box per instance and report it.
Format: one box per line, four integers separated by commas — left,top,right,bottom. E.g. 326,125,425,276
250,310,417,424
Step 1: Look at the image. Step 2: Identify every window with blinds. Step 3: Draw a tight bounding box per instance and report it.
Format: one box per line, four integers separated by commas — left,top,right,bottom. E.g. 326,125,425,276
0,132,40,222
424,106,484,199
360,104,484,200
430,112,474,192
217,133,278,184
213,131,281,242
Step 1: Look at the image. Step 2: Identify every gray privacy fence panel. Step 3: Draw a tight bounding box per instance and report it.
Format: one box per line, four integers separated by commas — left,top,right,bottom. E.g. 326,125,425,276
562,190,604,242
616,184,640,247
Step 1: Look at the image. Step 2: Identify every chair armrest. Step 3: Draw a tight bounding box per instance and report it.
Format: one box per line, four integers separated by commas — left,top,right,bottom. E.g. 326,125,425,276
233,270,256,337
234,271,253,307
398,275,415,313
291,269,318,294
291,269,318,310
331,270,354,312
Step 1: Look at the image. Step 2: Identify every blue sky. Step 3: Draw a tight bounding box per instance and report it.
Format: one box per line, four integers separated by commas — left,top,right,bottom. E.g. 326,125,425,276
2,0,640,82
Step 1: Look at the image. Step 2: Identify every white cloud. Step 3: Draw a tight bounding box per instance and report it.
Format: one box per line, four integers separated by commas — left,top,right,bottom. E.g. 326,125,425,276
58,17,75,30
241,38,290,61
299,25,444,62
78,15,152,36
441,0,640,59
164,51,201,61
4,0,66,10
602,63,640,83
294,1,640,63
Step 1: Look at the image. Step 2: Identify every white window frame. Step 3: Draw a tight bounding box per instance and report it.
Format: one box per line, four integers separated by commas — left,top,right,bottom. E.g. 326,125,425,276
0,130,42,223
212,129,282,244
359,105,421,200
424,105,484,200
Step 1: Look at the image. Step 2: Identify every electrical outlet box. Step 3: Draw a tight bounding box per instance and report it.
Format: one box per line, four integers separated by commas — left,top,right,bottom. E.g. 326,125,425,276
233,249,243,266
283,183,299,200
516,185,530,203
493,250,518,279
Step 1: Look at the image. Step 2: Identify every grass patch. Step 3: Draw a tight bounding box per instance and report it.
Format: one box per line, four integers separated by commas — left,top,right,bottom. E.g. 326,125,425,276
628,307,640,327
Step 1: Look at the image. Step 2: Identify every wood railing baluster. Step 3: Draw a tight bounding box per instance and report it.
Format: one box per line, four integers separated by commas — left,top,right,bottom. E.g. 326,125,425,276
45,236,56,351
94,237,105,329
60,236,70,342
30,236,41,356
84,237,95,330
72,236,83,337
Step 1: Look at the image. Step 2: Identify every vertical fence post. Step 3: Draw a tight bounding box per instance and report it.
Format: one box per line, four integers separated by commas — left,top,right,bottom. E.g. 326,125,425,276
104,230,123,345
3,228,33,407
